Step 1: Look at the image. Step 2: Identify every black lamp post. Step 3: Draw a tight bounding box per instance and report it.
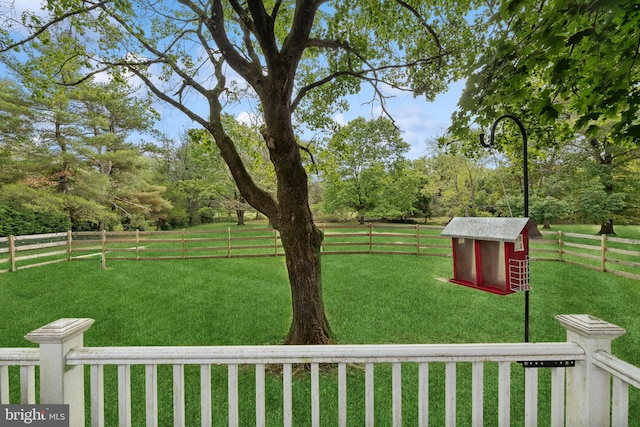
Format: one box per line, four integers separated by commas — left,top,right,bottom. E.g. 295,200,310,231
479,114,530,342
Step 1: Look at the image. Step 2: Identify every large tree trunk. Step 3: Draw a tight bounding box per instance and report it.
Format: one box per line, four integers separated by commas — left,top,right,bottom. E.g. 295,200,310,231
593,137,616,235
599,218,615,235
236,209,245,226
203,2,331,344
280,217,332,345
271,129,332,345
261,81,332,345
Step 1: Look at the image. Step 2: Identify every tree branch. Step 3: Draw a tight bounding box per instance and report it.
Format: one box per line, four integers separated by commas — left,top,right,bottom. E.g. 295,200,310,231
206,59,279,221
298,143,318,174
97,3,214,102
180,0,264,93
0,0,111,53
394,0,446,55
291,49,449,111
125,65,210,129
280,0,325,74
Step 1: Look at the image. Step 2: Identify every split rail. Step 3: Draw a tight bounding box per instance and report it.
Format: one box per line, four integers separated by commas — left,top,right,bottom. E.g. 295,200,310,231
1,225,639,281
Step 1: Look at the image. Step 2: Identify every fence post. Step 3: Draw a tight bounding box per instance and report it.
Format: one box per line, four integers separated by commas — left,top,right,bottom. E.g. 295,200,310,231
558,231,563,262
25,318,95,427
181,229,186,260
556,314,625,427
101,230,107,270
9,235,16,272
600,234,607,272
136,229,141,261
67,230,73,261
274,229,279,256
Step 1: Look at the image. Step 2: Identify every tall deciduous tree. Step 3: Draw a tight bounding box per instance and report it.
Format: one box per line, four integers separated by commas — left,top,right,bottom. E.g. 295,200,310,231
420,146,492,218
319,117,410,223
151,135,224,228
4,1,478,344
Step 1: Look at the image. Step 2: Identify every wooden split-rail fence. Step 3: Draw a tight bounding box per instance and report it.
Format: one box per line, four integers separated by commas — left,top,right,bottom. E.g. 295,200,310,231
1,224,639,281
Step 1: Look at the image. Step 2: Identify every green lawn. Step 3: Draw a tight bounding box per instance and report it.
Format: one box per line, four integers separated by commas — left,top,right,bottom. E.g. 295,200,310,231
2,254,638,351
1,249,639,425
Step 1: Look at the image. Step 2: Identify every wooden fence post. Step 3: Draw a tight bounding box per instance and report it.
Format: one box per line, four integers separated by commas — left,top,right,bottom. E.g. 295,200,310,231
136,229,141,261
101,230,107,270
25,318,95,427
558,231,563,263
274,229,279,256
67,230,73,261
9,235,16,272
600,234,607,272
416,225,420,255
227,228,232,258
181,229,186,260
369,223,373,254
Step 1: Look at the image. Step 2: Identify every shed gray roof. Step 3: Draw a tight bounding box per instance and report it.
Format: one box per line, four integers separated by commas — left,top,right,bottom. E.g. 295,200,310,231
440,217,541,242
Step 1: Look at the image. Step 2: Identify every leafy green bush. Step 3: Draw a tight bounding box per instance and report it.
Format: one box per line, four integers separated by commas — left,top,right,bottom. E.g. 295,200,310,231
0,201,70,236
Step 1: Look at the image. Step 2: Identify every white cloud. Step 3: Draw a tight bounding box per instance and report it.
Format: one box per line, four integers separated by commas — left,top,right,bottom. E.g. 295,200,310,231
236,111,263,127
332,81,464,159
398,82,464,158
332,113,347,126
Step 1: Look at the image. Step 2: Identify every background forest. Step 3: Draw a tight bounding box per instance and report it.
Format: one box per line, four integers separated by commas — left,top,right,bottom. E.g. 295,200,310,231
1,1,639,237
2,75,638,236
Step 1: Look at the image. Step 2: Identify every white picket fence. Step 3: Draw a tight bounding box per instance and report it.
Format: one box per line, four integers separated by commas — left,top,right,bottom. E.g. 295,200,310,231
1,315,639,427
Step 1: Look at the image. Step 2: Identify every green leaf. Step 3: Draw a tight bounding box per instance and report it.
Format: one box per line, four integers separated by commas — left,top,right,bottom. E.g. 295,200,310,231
626,125,640,139
576,112,602,130
585,124,600,137
567,29,594,46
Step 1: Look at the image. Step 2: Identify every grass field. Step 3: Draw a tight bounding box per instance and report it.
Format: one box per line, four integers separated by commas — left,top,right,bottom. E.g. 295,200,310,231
2,253,638,351
1,225,639,425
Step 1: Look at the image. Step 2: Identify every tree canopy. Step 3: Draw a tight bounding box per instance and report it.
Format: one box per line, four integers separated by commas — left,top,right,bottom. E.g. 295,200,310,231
319,117,413,223
455,0,640,142
449,0,640,234
0,30,170,233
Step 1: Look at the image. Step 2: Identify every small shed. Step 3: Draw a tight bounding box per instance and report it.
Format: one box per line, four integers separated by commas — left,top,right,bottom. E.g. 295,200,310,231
440,217,541,295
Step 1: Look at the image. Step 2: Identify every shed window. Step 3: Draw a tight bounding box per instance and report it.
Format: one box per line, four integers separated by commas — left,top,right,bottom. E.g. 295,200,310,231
514,234,524,252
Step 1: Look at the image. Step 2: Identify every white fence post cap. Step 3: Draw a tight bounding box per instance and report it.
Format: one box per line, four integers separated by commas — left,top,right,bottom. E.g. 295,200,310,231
25,318,95,344
555,314,625,339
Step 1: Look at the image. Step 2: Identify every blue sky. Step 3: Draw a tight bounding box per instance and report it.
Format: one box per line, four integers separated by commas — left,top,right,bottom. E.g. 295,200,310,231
153,79,466,160
6,0,467,160
330,80,466,160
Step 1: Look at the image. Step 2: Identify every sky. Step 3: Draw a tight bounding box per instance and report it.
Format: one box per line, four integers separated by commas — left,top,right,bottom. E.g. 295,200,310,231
153,79,466,160
3,0,467,160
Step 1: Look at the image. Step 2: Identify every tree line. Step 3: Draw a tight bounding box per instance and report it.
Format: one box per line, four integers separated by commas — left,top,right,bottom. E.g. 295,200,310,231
2,76,638,237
